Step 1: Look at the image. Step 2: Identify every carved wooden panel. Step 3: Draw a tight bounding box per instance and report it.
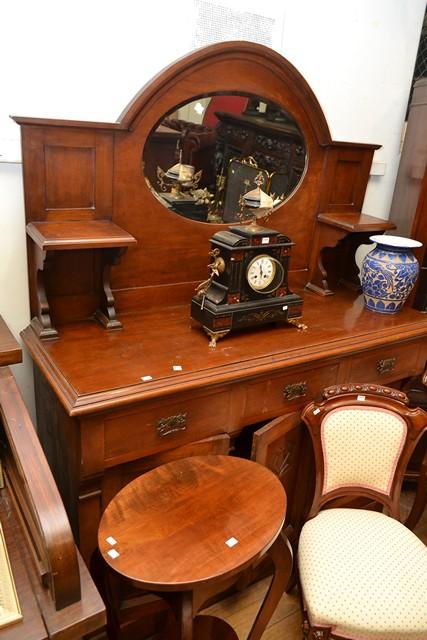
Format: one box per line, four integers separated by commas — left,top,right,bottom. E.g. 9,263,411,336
331,159,360,205
44,145,95,210
319,145,379,213
20,125,114,222
251,411,303,523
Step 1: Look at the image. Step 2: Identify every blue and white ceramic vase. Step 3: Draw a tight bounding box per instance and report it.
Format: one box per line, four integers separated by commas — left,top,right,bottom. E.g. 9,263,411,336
361,235,422,314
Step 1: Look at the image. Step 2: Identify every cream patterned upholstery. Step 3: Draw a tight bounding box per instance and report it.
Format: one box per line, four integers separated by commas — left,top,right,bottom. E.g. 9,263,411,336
298,508,427,639
321,407,406,494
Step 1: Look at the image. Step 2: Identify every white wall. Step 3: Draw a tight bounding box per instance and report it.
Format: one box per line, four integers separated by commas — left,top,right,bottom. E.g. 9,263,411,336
0,0,425,413
280,1,425,218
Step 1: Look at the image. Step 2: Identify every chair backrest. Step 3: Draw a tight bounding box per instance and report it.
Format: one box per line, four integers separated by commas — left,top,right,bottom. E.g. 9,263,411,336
301,383,427,519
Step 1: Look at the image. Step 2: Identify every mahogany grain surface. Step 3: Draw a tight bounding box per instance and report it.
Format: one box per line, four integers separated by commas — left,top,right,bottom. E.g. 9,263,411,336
26,220,137,251
98,455,286,590
317,212,396,233
0,317,22,367
22,288,427,416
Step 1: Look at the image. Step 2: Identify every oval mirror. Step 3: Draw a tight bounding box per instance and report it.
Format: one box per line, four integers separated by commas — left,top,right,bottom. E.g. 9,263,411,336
143,92,307,223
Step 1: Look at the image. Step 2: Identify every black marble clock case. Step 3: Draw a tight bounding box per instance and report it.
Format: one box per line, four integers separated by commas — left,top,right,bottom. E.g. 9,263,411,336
191,224,303,334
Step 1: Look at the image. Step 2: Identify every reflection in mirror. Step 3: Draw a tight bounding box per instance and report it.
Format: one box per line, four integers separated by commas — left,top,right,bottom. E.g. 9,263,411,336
143,93,306,224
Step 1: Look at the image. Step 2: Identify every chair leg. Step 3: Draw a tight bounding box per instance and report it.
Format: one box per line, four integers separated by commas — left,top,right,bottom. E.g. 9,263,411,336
246,531,293,640
308,629,332,639
302,617,332,640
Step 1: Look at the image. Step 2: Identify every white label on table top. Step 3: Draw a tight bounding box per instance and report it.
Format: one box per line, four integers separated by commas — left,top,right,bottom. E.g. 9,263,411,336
357,395,366,402
173,365,183,371
261,237,270,244
141,375,153,382
106,536,117,546
108,549,120,559
225,537,239,548
313,408,320,415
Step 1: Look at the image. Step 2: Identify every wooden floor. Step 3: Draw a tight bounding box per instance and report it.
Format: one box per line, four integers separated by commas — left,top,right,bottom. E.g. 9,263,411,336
204,492,427,639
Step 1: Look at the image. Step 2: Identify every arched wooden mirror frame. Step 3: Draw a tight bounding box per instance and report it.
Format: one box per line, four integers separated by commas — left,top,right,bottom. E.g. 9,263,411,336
15,40,387,329
111,41,380,307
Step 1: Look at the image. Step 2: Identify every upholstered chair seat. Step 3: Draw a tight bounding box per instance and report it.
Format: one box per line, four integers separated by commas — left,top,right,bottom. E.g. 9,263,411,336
298,385,427,640
298,508,427,639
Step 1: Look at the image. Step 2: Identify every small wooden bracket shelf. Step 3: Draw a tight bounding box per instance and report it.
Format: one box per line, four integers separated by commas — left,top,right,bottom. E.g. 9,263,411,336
26,220,137,339
306,212,396,296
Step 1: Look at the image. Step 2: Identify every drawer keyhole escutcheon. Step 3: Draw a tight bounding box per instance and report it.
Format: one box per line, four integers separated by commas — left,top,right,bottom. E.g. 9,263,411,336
376,358,396,375
283,382,308,401
157,413,187,437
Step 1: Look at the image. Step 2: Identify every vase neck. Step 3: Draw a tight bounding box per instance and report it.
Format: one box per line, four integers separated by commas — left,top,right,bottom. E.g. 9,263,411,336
375,242,412,252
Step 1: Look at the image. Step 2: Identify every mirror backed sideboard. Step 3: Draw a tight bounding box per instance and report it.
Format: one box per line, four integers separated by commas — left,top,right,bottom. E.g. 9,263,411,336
12,41,427,638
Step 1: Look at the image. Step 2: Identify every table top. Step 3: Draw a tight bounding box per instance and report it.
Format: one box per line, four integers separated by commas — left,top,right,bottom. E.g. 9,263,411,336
21,289,427,416
98,455,286,591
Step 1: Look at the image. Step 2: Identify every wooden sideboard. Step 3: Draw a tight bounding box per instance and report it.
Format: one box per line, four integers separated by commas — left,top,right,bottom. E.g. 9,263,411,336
21,288,427,566
12,41,427,639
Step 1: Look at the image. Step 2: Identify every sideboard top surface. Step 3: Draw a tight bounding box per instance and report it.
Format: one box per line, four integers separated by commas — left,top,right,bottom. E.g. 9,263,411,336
21,288,427,417
0,316,22,367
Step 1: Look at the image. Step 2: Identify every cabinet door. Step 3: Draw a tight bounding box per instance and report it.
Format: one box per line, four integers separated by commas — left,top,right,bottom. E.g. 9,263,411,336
102,433,231,512
251,411,307,538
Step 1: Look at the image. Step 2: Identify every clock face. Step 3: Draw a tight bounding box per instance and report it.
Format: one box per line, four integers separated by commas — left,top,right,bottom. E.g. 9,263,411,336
247,254,281,292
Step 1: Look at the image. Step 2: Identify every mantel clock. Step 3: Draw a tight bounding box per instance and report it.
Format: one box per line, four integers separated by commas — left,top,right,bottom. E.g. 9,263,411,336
191,224,304,346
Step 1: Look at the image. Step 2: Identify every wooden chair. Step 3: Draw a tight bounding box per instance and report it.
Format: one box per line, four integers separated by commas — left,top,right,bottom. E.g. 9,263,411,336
298,383,427,640
402,370,427,530
98,455,293,639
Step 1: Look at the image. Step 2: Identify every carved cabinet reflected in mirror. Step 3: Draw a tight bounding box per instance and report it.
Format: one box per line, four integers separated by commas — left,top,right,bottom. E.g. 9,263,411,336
143,93,306,223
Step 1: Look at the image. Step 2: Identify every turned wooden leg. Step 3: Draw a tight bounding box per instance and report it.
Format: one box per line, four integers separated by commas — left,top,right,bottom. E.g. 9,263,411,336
246,531,293,640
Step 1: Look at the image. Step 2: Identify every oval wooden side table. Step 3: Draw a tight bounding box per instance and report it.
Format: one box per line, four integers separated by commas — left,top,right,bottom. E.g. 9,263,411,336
98,454,292,640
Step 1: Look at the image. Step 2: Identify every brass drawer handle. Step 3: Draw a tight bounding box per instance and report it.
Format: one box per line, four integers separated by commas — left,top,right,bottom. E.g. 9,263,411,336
376,358,396,375
157,413,187,437
283,382,308,401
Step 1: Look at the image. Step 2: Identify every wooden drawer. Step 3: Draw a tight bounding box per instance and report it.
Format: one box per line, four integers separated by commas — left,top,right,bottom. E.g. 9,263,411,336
347,342,421,384
103,388,231,466
243,362,339,424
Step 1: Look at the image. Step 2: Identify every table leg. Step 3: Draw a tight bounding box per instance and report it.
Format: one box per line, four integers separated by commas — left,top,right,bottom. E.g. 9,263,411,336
246,531,293,640
165,590,195,640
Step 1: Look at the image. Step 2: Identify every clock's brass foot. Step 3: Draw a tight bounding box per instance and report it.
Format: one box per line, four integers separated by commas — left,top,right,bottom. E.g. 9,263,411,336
203,327,230,348
287,317,308,331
